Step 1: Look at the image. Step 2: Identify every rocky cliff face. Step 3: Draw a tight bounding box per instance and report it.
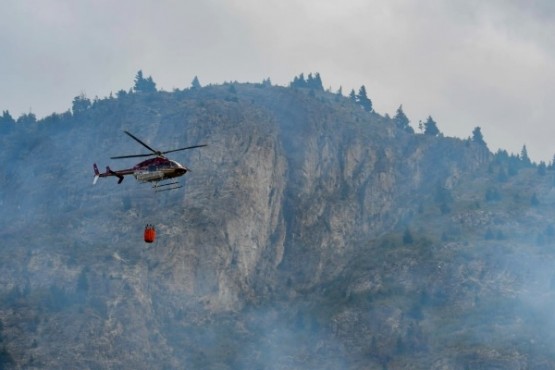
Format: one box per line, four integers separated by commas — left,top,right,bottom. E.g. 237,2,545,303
1,84,554,369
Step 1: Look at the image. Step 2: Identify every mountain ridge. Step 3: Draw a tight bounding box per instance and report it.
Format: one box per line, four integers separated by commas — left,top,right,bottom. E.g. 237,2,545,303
1,81,554,369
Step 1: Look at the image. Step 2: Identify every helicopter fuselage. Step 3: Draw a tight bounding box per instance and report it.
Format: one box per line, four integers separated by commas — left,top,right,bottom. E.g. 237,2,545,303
132,157,187,183
93,157,187,185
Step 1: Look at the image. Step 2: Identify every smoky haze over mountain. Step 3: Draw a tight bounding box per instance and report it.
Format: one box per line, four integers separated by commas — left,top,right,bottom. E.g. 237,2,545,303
1,76,555,369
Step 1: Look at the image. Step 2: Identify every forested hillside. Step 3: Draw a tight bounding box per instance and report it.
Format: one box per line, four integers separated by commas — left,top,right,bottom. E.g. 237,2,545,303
1,75,555,369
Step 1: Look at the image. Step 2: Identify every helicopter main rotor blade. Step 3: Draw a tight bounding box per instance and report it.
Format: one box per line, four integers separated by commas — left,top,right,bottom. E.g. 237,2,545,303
162,144,208,155
110,153,154,159
124,131,160,155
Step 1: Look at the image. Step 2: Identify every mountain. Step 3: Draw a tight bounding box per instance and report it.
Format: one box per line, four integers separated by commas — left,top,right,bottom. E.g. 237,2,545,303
1,81,555,369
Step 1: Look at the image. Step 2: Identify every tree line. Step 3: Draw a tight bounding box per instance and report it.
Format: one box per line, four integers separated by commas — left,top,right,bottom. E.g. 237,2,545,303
1,70,550,168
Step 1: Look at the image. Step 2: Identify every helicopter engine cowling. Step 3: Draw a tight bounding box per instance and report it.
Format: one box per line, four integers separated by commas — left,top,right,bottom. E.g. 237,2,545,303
134,170,164,183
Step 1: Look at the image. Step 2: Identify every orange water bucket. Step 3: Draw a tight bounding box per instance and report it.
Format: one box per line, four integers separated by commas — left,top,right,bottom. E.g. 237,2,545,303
144,225,156,243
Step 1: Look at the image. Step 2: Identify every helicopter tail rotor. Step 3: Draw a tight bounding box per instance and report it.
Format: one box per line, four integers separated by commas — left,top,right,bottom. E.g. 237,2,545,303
93,163,100,184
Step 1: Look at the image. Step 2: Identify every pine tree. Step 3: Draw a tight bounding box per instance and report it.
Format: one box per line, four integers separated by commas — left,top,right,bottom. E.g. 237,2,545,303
472,126,485,145
72,93,91,115
133,70,157,93
0,110,15,125
0,110,15,133
307,73,315,88
520,145,532,166
116,89,128,99
16,112,36,124
290,73,307,88
393,105,413,133
308,72,323,91
357,85,373,112
191,76,201,89
424,116,440,136
349,89,357,102
135,70,144,84
298,73,306,87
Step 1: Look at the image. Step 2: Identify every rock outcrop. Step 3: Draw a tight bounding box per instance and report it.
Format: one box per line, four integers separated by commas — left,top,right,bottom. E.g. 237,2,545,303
1,83,554,369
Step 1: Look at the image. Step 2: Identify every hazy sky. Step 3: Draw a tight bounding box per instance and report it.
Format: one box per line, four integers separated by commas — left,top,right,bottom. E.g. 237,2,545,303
2,0,554,161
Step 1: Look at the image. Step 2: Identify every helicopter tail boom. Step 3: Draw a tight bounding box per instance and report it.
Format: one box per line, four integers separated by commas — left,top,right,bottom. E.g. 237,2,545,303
93,163,126,184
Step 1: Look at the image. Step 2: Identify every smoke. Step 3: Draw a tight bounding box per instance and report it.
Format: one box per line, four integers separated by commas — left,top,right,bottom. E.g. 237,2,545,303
3,84,555,369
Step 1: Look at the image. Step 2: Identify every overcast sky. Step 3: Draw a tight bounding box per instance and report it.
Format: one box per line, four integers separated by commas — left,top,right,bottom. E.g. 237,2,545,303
2,0,554,161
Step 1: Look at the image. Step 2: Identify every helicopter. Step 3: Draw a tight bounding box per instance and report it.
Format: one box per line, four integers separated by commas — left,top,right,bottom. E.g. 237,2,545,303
93,130,206,191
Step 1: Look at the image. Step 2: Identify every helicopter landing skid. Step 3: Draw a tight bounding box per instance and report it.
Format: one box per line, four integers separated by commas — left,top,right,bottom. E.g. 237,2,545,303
153,181,183,192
